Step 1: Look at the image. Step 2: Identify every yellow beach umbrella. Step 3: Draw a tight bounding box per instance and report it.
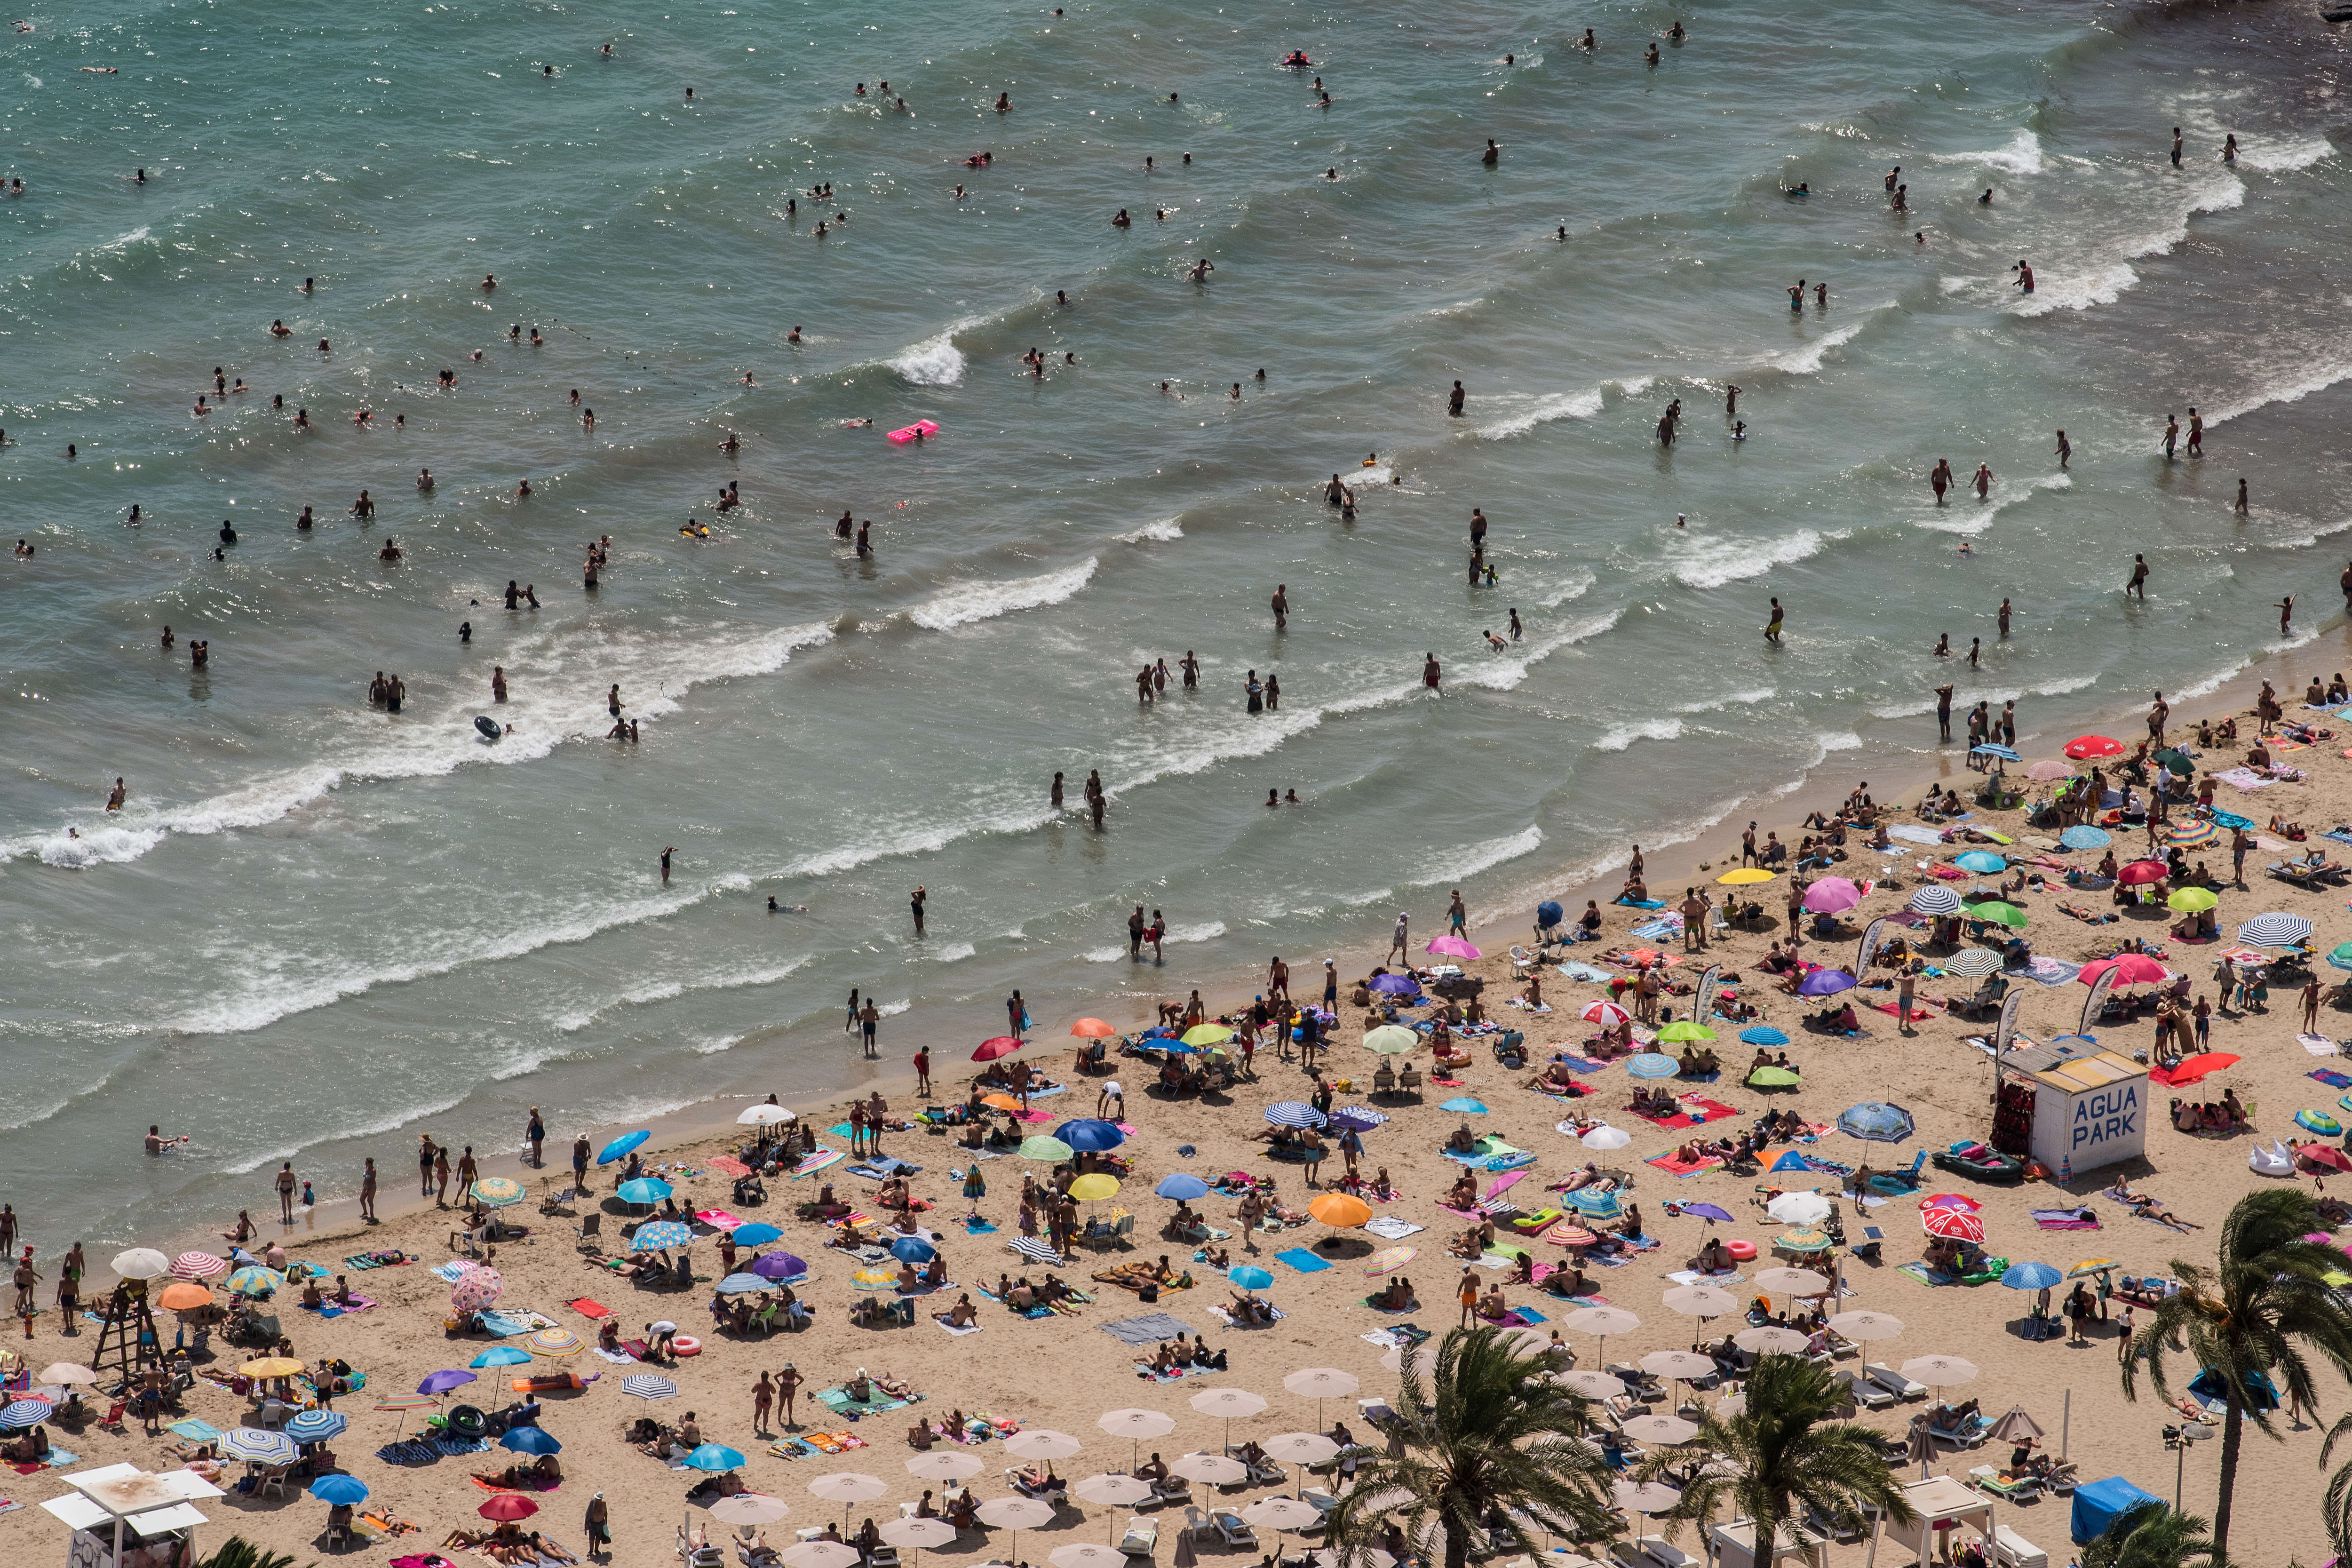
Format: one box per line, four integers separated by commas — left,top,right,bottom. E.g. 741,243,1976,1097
1717,868,1776,885
1067,1174,1121,1203
240,1357,304,1379
1181,1023,1234,1047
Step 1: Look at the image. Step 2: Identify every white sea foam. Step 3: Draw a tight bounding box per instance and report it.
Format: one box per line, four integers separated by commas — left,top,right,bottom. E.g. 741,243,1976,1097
2235,134,2335,173
554,956,813,1033
1537,570,1597,609
876,999,911,1018
7,622,836,870
1594,717,1684,753
1414,825,1543,885
931,940,977,963
1118,517,1184,543
890,329,968,386
1455,613,1621,693
1766,318,1869,376
1929,128,2044,175
1676,687,1775,715
1478,388,1604,439
2015,260,2138,318
1669,529,1841,589
2209,358,2352,427
1911,472,2070,536
909,558,1097,630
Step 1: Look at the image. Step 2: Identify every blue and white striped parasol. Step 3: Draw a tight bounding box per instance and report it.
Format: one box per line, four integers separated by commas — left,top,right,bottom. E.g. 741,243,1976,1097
222,1427,300,1464
1010,1236,1063,1266
283,1409,348,1443
1263,1102,1326,1129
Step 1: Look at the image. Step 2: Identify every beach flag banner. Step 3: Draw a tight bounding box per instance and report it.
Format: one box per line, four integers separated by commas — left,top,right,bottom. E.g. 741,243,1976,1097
2078,964,2120,1038
1991,989,2026,1090
1692,965,1721,1022
1854,918,1890,978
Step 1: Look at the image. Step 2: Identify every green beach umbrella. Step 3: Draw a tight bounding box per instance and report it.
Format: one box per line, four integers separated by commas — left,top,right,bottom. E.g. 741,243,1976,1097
2166,887,2219,914
1748,1067,1802,1088
1656,1021,1716,1043
1018,1136,1074,1162
1971,901,2030,929
1181,1023,1235,1047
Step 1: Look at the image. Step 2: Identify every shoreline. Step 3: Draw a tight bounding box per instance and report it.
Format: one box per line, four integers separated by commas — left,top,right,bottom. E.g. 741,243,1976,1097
87,620,2352,1289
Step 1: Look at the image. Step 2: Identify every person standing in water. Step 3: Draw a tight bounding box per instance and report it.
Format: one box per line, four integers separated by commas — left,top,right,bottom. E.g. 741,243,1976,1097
2237,478,2250,517
1764,597,1785,644
2125,555,2149,600
1998,597,2011,638
660,847,675,883
1446,380,1465,417
910,885,927,935
2054,429,2070,468
1422,652,1441,693
2170,126,2184,167
1270,584,1288,630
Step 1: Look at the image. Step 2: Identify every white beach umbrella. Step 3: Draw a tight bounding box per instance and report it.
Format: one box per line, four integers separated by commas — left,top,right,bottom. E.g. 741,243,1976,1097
111,1248,172,1281
1190,1386,1267,1450
1662,1285,1739,1318
1557,1369,1630,1400
1004,1429,1084,1462
1096,1408,1175,1439
1752,1266,1831,1296
1169,1452,1248,1485
1258,1431,1339,1465
879,1517,957,1552
1243,1497,1326,1530
1612,1480,1683,1516
781,1544,862,1568
1618,1413,1699,1446
709,1495,792,1526
1828,1310,1905,1342
1900,1355,1979,1388
1073,1473,1154,1507
906,1452,984,1481
1581,1125,1633,1152
739,1104,797,1126
1639,1350,1716,1382
1050,1545,1131,1568
1764,1192,1832,1227
1734,1327,1812,1355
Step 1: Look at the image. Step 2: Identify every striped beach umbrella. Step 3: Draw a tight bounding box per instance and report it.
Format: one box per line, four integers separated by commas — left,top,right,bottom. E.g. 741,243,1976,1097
224,1266,284,1296
470,1177,528,1209
1581,1000,1632,1027
0,1399,53,1428
284,1409,348,1442
1907,886,1963,916
525,1328,583,1358
222,1427,299,1464
1940,948,2002,978
2241,912,2314,949
1010,1236,1062,1266
1921,1207,1985,1243
170,1251,229,1282
2163,821,2219,848
1264,1101,1326,1129
622,1374,680,1400
1625,1053,1679,1079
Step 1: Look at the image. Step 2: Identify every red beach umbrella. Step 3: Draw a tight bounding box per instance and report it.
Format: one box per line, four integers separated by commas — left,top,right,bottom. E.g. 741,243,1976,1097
2155,1052,2240,1086
2064,735,2124,760
971,1036,1025,1062
479,1495,540,1522
1921,1207,1985,1243
2115,860,2169,885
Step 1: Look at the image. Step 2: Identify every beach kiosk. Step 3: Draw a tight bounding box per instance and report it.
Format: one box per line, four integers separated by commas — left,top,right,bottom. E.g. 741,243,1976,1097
39,1462,222,1568
1995,1037,2147,1179
1708,1519,1826,1567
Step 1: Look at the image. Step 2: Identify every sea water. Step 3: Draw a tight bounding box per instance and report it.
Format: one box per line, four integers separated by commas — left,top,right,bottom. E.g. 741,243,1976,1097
1,0,2347,1245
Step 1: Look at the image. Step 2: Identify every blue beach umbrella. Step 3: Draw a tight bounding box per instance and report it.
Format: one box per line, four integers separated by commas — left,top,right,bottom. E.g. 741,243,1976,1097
1055,1119,1127,1152
1,1399,53,1428
1836,1103,1916,1143
1955,851,2007,874
500,1425,563,1456
630,1221,694,1253
2188,1367,2280,1412
1328,1106,1389,1132
683,1443,749,1472
308,1473,370,1506
2060,826,2111,850
1229,1266,1274,1291
222,1427,299,1464
1155,1174,1211,1201
730,1223,784,1246
2000,1261,2064,1291
1564,1188,1621,1219
1440,1097,1489,1114
597,1130,652,1165
1625,1053,1679,1079
890,1236,938,1264
470,1347,532,1369
1739,1027,1790,1047
616,1177,674,1207
717,1274,773,1296
284,1409,348,1443
224,1266,284,1296
1537,901,1564,931
1265,1102,1326,1129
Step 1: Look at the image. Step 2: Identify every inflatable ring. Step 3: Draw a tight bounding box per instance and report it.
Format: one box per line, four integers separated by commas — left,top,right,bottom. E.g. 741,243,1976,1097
672,1335,702,1357
1724,1239,1758,1262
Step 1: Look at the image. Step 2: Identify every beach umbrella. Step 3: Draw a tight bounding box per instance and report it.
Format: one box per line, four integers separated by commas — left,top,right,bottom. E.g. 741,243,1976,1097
980,1094,1028,1114
1766,1192,1832,1226
1188,1387,1268,1453
1005,1429,1084,1462
1182,1022,1238,1045
2162,1052,2240,1085
851,1265,902,1292
1439,1097,1489,1114
372,1392,439,1413
973,1035,1026,1061
1562,1188,1622,1219
616,1177,674,1208
1056,1119,1126,1152
810,1472,889,1506
2115,860,2169,886
499,1425,562,1456
906,1449,986,1484
1562,1305,1641,1362
1065,1175,1120,1208
283,1408,347,1443
0,1399,52,1429
1228,1266,1273,1290
2329,942,2352,973
156,1281,213,1312
685,1444,750,1473
1010,1236,1063,1266
1308,1193,1373,1228
1987,1407,2044,1443
1663,1285,1739,1318
1749,1067,1801,1088
1619,1413,1700,1446
1367,974,1420,996
2155,747,2196,774
2001,1262,2064,1291
622,1374,679,1400
1679,1202,1734,1224
478,1495,540,1523
471,1347,532,1369
223,1427,299,1464
1018,1136,1075,1163
2066,1259,2120,1279
1154,1174,1211,1201
1922,1192,1982,1212
1052,1544,1136,1568
1954,852,2007,875
2059,824,2110,847
450,1266,504,1312
1739,1026,1790,1047
1580,1000,1632,1027
417,1369,477,1395
1718,868,1776,885
240,1356,304,1379
1283,1368,1359,1402
2079,953,2169,987
1803,877,1863,914
1329,1106,1390,1132
2297,1110,2343,1135
2167,887,2220,914
596,1130,651,1165
1426,934,1482,960
37,1363,95,1387
1900,1355,1979,1387
1241,1497,1326,1532
739,1104,797,1127
110,1247,173,1282
525,1328,584,1361
1365,1246,1416,1275
750,1252,809,1281
728,1222,784,1246
2030,762,2082,784
1922,1208,1985,1243
1775,1227,1835,1254
1735,1327,1812,1355
1580,1125,1632,1151
169,1251,227,1282
1941,948,2003,978
711,1494,794,1528
2241,912,2315,948
1795,969,1857,996
889,1236,939,1266
1265,1101,1326,1129
1555,1369,1629,1401
1828,1311,1905,1342
224,1266,284,1296
1836,1102,1915,1142
1908,886,1963,917
1170,1452,1248,1485
631,1220,694,1252
879,1516,957,1554
309,1473,369,1506
2063,735,2123,760
1612,1481,1684,1516
976,1494,1057,1536
1753,1266,1830,1296
1070,1018,1119,1038
1362,1025,1420,1055
1625,1052,1679,1078
1656,1021,1716,1043
469,1177,527,1209
2306,1146,2352,1172
2164,821,2219,848
1971,901,2030,928
1096,1408,1175,1442
782,1544,863,1568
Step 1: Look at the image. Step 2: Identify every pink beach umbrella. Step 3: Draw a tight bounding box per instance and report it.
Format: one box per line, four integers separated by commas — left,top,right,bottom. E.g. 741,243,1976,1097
450,1266,504,1313
1425,934,1482,961
1802,877,1863,914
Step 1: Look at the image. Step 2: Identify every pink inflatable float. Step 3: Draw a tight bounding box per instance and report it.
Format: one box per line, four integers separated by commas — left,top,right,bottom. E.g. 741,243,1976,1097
887,420,940,444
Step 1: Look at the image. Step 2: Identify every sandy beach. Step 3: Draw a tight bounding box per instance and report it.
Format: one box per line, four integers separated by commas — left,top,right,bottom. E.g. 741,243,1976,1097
10,642,2352,1565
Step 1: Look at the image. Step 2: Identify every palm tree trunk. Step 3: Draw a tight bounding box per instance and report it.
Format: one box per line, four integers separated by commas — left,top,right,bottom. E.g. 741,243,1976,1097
2212,1394,2244,1555
1444,1522,1472,1568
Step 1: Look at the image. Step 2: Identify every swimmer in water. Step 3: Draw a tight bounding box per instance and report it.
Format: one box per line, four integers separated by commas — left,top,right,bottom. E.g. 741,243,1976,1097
1732,421,1747,441
1482,139,1501,166
1189,258,1214,282
1580,29,1596,48
1979,187,1993,204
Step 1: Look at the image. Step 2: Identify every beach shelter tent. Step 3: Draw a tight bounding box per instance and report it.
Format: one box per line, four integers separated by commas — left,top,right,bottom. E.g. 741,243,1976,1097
2068,1476,2164,1546
1711,1519,1827,1568
1995,1037,2146,1178
42,1464,225,1568
1862,1475,1993,1568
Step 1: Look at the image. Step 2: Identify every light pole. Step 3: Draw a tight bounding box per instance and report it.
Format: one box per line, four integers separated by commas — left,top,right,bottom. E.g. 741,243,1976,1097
2175,1422,2211,1509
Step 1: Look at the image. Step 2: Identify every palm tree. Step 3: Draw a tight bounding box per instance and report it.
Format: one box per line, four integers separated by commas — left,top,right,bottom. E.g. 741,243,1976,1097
2079,1501,2230,1568
2122,1186,2352,1558
1324,1325,1617,1568
193,1539,308,1568
1627,1352,1915,1560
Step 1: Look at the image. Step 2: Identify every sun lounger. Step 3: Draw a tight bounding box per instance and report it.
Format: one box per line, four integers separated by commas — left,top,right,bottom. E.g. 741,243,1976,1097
1208,1511,1257,1549
1837,1369,1894,1410
1119,1517,1158,1556
1968,1465,2041,1502
1864,1363,1927,1401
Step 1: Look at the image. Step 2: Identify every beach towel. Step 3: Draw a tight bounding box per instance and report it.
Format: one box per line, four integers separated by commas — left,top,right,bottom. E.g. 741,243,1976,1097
1493,1307,1548,1327
2018,956,2083,985
845,1158,921,1180
471,1473,561,1494
962,1218,999,1234
302,1294,377,1317
2303,1035,2341,1057
1133,1361,1216,1382
1645,1150,1724,1177
167,1419,222,1443
1897,1262,1952,1289
591,1347,635,1365
431,1262,472,1283
475,1311,533,1337
692,1209,747,1231
2310,1070,2352,1089
933,1315,984,1335
1098,1313,1195,1345
8,1447,78,1476
1555,961,1616,983
2032,1208,2101,1230
1362,1217,1424,1241
566,1298,611,1320
2216,768,2273,791
707,1155,753,1178
1274,1248,1332,1274
1636,1096,1743,1131
817,1385,917,1417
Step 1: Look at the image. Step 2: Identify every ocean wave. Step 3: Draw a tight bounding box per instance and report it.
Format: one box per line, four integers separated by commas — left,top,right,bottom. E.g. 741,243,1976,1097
2208,358,2352,427
1413,825,1543,885
1537,570,1597,609
1454,613,1621,693
1594,717,1685,753
554,955,813,1033
931,940,977,963
1669,528,1842,589
1911,472,2070,536
890,328,969,387
2234,133,2334,173
2257,514,2352,551
1085,917,1228,961
1118,517,1184,543
6,621,835,870
2014,260,2138,317
909,558,1097,630
1675,686,1774,715
1928,128,2043,175
1765,317,1869,376
1478,387,1603,439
